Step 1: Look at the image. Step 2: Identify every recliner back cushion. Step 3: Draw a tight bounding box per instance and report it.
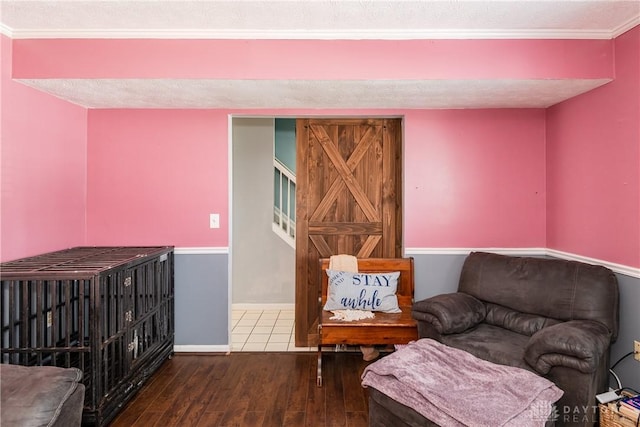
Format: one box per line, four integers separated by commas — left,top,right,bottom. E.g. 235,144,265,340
484,303,560,336
458,252,619,339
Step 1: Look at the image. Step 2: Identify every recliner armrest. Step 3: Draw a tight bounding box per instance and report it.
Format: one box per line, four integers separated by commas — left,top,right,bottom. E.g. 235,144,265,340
412,293,486,334
524,320,611,375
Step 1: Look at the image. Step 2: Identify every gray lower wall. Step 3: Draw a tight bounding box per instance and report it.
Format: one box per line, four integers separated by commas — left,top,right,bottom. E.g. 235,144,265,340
609,273,640,392
173,251,639,391
412,254,468,301
174,253,228,346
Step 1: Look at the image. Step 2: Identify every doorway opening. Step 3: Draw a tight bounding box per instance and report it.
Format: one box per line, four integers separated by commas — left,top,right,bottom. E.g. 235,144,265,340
230,117,306,352
229,116,404,351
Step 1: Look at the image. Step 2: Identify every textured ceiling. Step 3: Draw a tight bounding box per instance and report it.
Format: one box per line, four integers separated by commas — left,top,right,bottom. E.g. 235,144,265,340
17,78,613,109
2,0,639,39
1,0,639,109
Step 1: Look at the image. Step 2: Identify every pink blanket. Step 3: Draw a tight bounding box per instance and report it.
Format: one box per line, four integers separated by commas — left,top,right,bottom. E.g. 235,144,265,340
361,339,563,427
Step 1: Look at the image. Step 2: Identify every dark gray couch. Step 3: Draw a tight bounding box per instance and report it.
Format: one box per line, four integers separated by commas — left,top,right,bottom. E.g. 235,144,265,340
1,364,85,427
369,251,619,427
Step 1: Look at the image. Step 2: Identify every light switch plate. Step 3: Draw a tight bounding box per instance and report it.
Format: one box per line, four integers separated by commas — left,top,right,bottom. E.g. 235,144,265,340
209,213,220,229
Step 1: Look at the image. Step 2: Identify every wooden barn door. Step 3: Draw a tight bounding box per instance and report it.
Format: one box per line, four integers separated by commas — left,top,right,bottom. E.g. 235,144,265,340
295,118,403,346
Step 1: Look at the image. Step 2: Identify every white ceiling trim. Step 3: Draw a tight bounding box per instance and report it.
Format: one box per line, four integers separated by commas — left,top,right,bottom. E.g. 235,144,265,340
1,0,638,41
612,13,640,37
1,26,635,40
0,23,13,38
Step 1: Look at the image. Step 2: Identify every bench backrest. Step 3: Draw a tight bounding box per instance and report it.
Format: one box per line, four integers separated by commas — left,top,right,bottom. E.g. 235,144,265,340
319,257,415,307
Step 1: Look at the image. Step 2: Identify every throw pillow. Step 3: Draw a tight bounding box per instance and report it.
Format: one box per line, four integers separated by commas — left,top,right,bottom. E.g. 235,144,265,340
324,270,401,313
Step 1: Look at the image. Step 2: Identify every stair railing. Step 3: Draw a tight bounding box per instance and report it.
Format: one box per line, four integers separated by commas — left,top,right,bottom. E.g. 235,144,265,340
273,158,296,249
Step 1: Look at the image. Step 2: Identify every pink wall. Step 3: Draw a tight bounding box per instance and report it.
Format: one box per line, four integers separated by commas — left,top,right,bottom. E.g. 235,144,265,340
0,35,87,262
546,26,640,268
12,38,613,80
84,108,547,250
404,109,547,248
86,110,228,247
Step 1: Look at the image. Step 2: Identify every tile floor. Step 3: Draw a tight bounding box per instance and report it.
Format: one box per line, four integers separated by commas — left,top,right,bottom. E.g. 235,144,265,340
231,309,314,352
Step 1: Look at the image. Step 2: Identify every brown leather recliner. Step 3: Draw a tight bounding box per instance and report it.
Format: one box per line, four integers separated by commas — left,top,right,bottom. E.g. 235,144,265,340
374,251,619,427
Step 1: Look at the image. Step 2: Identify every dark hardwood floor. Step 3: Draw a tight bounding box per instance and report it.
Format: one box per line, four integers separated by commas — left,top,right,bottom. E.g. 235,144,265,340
109,352,371,427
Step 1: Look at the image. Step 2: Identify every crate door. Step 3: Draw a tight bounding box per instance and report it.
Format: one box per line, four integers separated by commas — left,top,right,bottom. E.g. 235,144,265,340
99,268,131,401
127,256,171,366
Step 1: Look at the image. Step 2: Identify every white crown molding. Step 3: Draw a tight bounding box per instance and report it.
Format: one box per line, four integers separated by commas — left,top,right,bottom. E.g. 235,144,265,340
1,27,630,40
611,14,640,38
174,247,229,255
173,345,229,353
0,23,14,38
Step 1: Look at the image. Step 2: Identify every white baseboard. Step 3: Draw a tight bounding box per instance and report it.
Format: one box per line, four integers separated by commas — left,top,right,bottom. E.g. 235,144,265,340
174,345,230,353
232,303,295,311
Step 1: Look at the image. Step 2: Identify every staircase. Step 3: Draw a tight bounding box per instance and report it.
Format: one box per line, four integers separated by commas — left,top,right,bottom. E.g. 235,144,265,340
273,158,295,249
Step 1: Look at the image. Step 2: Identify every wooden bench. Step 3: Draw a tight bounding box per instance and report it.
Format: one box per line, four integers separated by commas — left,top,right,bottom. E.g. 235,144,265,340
317,257,418,386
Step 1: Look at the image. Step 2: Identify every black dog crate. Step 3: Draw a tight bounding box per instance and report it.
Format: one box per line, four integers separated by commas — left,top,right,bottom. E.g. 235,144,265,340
1,246,174,426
